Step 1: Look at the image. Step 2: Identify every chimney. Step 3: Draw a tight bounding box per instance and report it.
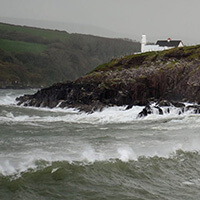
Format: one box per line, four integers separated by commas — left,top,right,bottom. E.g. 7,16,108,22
167,38,171,42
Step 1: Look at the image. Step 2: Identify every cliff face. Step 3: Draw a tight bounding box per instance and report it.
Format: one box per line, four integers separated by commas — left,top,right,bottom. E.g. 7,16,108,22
16,45,200,111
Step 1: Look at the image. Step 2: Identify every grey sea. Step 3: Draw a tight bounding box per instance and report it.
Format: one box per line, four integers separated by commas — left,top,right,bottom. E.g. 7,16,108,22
0,89,200,200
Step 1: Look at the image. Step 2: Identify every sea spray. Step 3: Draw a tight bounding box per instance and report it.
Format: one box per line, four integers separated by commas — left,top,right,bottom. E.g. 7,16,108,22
0,104,198,125
1,89,200,200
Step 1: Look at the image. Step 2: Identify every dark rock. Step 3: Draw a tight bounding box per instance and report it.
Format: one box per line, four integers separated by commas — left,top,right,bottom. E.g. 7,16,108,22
154,106,163,115
166,108,170,113
157,100,171,107
186,105,200,114
126,104,134,110
171,101,185,108
137,105,153,118
178,108,185,115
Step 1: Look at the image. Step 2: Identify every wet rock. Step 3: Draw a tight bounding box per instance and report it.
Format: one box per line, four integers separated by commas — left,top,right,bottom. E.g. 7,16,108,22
157,100,171,107
154,106,163,115
166,108,170,113
178,108,185,115
126,104,134,110
171,101,185,108
186,105,200,114
137,105,153,118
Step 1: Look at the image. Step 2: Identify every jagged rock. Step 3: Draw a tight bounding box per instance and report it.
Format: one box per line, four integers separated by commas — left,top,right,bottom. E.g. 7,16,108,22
154,106,163,115
137,105,163,118
137,105,152,118
186,105,200,114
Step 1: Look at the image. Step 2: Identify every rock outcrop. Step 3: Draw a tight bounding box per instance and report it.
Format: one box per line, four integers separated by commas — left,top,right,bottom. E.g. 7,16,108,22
136,102,200,118
16,45,200,112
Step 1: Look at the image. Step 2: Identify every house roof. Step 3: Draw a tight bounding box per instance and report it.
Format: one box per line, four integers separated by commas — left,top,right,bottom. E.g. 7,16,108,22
156,40,182,47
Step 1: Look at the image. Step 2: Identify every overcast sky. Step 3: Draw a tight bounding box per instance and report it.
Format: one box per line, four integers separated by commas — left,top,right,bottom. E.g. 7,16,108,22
0,0,200,44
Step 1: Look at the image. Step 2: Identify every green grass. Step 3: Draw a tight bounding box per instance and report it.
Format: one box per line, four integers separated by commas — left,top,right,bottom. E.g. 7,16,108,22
90,45,200,74
0,39,47,53
90,58,121,73
0,23,70,41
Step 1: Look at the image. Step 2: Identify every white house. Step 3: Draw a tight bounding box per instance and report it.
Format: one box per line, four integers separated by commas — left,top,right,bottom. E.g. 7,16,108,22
141,35,184,53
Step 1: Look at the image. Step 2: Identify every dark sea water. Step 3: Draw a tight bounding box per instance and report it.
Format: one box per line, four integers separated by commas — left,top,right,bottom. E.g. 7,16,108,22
0,89,200,200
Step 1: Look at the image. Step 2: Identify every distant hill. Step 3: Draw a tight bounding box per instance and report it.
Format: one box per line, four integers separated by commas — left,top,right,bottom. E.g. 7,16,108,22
0,22,140,88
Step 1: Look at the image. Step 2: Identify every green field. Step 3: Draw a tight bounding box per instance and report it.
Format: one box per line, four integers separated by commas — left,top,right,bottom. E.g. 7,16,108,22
0,39,47,53
0,23,70,41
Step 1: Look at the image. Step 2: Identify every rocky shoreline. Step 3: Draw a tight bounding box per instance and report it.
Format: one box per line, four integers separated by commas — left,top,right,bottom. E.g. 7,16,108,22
16,45,200,116
136,100,200,118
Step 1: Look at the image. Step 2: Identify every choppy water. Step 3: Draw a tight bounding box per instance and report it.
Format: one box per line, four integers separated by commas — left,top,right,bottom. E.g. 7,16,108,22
0,89,200,200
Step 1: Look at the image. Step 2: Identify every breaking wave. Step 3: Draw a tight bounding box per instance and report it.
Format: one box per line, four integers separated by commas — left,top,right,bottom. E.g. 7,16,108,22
1,138,200,177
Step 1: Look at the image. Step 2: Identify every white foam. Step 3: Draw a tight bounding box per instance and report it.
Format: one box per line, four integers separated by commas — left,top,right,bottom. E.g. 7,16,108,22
0,89,37,106
0,93,17,105
182,181,195,186
19,105,79,113
117,147,137,162
1,135,200,177
0,104,199,125
81,146,98,162
0,160,16,176
182,179,200,186
51,168,59,174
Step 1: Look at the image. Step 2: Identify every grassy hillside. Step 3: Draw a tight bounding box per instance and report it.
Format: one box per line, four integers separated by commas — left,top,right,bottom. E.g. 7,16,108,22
0,23,70,41
0,22,140,88
0,39,47,53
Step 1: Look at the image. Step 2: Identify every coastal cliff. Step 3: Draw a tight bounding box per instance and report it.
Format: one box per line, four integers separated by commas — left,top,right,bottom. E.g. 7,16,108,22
16,45,200,112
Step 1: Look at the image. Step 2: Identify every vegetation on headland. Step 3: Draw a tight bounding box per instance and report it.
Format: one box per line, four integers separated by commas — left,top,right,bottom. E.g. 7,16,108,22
17,44,200,112
90,45,200,73
0,22,140,88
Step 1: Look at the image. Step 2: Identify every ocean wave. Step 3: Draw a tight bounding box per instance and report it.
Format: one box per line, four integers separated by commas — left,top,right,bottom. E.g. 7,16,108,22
1,151,200,200
1,145,200,177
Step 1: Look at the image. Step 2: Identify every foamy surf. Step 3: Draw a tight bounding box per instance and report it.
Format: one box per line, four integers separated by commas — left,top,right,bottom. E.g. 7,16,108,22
0,104,199,125
0,89,37,106
1,143,200,177
1,88,200,197
1,89,199,125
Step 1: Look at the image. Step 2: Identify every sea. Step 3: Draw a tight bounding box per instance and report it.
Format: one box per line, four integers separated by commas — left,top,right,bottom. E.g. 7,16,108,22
0,89,200,200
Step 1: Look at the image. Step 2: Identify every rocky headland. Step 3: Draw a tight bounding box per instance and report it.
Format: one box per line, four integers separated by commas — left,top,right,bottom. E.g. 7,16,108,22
16,45,200,116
